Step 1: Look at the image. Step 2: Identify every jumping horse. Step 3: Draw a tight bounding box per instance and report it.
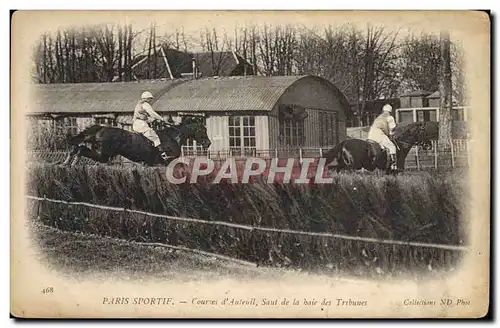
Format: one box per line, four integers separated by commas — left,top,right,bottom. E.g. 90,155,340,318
323,121,439,173
62,116,211,166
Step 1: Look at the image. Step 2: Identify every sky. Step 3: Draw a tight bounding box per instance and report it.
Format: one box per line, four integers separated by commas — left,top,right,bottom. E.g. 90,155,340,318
18,10,479,52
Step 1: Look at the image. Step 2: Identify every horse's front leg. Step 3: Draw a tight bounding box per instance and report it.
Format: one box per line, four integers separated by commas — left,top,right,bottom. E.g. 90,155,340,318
70,145,109,166
60,145,78,165
70,145,86,166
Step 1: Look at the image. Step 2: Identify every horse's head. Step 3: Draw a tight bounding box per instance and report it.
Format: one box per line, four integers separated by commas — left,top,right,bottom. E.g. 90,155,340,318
393,121,438,150
419,121,439,150
180,116,212,149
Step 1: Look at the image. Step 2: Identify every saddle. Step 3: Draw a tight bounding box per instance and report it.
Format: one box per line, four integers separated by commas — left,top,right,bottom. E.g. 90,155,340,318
366,139,385,155
365,139,390,167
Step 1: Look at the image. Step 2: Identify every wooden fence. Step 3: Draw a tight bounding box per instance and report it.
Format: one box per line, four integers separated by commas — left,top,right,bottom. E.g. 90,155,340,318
404,139,470,170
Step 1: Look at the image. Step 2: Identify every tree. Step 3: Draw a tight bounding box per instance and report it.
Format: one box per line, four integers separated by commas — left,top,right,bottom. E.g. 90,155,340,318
355,25,400,125
451,41,467,106
399,33,441,93
234,25,249,75
293,25,361,101
234,24,261,75
199,27,231,76
257,24,297,76
438,30,453,146
293,23,401,126
32,23,138,84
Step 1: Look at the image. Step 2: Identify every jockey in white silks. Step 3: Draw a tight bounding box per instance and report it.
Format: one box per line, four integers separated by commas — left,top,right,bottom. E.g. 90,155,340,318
367,104,398,170
132,91,170,162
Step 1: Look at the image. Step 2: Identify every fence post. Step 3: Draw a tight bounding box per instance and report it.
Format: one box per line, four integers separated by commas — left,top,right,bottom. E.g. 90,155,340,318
181,147,184,158
299,148,303,162
434,140,438,170
450,139,455,168
275,148,278,160
415,145,420,171
319,147,323,157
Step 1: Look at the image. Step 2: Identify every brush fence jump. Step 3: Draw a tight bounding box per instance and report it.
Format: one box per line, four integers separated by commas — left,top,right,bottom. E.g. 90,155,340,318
28,195,467,252
28,195,467,272
27,139,470,171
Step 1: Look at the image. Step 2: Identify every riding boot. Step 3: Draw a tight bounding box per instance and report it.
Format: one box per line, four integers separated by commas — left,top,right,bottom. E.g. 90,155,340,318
390,154,398,170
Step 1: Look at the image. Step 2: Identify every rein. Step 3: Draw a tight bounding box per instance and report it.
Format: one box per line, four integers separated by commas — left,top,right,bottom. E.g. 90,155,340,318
161,121,206,147
155,120,201,138
153,120,182,134
391,137,410,150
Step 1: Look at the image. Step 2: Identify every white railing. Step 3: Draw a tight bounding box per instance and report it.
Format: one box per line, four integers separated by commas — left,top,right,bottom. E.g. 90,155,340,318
27,139,470,170
179,146,337,161
27,195,469,252
407,139,470,170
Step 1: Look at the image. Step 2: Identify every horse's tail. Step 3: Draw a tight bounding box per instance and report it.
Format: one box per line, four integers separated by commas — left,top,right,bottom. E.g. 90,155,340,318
68,125,103,145
323,140,345,167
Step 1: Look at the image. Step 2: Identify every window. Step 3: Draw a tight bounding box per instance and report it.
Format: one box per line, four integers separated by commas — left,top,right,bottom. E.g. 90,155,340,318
56,117,78,136
318,111,338,147
397,111,414,124
429,110,437,122
229,116,256,156
68,117,78,135
279,118,305,148
416,110,437,122
95,117,117,127
182,139,206,156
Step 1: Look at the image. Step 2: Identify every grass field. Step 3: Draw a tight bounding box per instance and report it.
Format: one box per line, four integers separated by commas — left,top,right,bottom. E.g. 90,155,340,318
31,222,457,282
32,222,273,282
27,163,469,277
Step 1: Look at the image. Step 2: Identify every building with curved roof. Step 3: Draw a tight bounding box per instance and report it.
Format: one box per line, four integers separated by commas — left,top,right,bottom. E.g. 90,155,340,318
29,75,351,156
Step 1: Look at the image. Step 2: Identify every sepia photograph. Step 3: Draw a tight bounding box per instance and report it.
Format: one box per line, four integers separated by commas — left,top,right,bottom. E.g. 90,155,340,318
10,9,490,319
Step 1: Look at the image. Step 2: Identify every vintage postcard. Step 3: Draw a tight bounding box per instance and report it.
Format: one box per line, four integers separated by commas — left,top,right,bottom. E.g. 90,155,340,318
10,10,490,318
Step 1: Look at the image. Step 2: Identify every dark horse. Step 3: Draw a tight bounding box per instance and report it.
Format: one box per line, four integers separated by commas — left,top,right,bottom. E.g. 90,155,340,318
323,121,439,173
62,116,211,166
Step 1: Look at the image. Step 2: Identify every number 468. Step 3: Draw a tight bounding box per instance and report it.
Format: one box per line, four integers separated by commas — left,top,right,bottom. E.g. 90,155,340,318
41,287,53,294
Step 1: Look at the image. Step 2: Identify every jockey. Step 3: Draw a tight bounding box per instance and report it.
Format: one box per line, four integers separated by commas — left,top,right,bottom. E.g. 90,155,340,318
367,104,398,170
132,91,170,162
